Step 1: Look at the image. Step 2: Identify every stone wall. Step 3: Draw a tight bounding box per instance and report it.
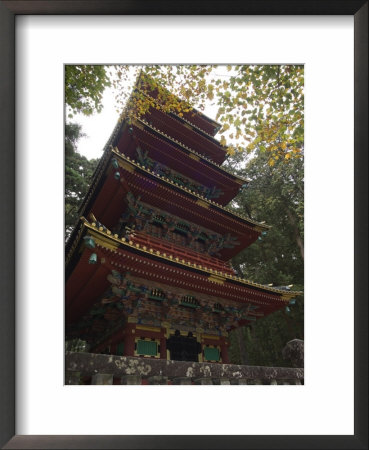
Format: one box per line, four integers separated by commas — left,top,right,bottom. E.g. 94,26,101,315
65,351,304,385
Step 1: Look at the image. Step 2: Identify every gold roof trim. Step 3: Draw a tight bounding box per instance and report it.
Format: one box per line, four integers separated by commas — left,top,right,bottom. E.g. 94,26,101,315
76,218,301,300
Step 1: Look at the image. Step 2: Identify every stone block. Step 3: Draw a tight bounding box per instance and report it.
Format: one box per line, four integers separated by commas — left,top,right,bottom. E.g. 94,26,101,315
148,375,168,385
194,377,213,385
230,378,248,385
213,378,230,385
249,379,263,385
121,375,142,385
172,377,192,385
91,373,113,385
65,370,81,385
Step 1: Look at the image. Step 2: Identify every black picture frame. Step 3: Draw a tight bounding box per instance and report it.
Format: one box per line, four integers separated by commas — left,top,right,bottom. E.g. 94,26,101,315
1,1,367,449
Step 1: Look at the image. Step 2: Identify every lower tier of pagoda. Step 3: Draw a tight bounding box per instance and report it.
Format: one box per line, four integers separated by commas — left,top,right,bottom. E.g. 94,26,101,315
66,219,298,363
86,214,237,276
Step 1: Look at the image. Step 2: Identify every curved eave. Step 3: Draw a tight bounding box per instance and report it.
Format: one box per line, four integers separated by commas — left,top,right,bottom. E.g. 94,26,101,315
112,148,268,231
67,220,301,301
74,148,268,260
168,111,221,143
135,80,221,137
133,117,250,185
116,122,245,206
136,89,222,143
141,105,226,164
77,145,112,217
77,116,125,216
181,105,221,137
78,113,250,217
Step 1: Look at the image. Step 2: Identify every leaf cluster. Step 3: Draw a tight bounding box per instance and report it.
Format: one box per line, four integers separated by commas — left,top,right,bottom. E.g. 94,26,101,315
65,123,98,238
109,65,304,165
215,65,304,162
65,65,111,117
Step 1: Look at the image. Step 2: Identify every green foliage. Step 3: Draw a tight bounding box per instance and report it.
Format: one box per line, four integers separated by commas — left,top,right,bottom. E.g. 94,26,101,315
64,64,303,163
244,297,304,367
214,65,304,162
232,150,304,279
65,122,86,157
109,65,304,164
228,328,243,365
65,123,98,238
227,149,304,367
65,65,111,117
228,326,250,365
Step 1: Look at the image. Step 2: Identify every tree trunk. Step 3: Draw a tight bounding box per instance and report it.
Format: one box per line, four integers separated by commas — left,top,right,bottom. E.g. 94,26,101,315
286,208,304,260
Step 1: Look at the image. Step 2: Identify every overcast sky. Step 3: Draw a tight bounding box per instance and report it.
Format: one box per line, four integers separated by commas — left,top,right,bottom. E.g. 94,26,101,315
69,84,123,160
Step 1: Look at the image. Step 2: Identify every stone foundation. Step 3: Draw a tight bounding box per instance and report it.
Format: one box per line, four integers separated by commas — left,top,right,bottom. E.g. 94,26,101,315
65,351,304,385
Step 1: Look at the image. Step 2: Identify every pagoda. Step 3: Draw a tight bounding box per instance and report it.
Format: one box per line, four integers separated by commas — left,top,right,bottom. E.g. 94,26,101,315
65,76,299,365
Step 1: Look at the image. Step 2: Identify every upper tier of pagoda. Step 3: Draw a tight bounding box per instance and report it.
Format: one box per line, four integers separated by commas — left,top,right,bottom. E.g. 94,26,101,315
78,145,268,261
115,117,248,206
136,93,227,164
76,73,271,261
136,74,222,139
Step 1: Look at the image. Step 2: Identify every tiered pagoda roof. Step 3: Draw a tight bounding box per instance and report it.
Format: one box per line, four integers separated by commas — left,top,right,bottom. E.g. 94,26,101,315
76,146,266,260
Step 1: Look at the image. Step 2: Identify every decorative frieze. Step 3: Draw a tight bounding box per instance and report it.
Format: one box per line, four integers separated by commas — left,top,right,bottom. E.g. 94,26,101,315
115,193,240,258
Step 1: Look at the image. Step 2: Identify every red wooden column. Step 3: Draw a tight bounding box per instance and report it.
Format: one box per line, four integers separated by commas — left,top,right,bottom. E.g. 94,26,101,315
123,323,136,356
220,337,230,364
160,333,167,359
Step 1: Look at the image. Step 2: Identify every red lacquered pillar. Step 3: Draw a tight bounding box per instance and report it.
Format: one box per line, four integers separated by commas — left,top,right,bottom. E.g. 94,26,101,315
220,338,230,364
160,334,167,359
123,324,136,356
